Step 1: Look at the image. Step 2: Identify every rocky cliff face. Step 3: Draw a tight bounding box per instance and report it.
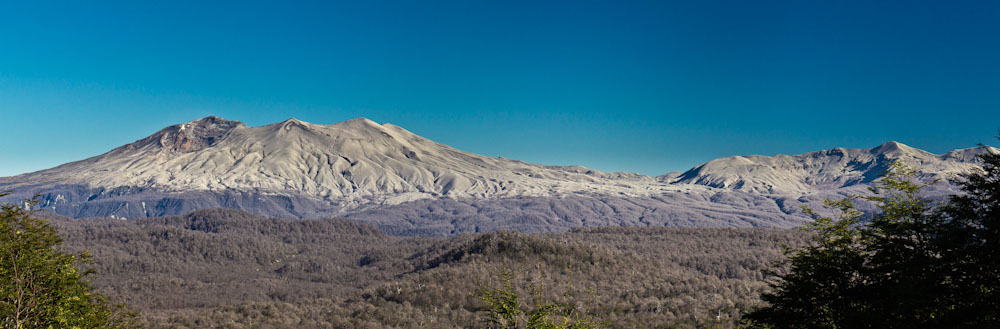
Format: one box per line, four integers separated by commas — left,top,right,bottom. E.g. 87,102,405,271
0,116,993,235
130,115,246,153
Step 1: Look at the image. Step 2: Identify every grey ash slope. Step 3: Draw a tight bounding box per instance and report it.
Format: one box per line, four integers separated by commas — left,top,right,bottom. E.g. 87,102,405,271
6,116,650,198
0,116,993,235
346,141,994,236
0,116,676,225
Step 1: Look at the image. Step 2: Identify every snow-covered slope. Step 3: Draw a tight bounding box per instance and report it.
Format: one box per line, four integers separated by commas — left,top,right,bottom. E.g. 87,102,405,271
664,141,994,195
0,117,674,214
0,116,992,235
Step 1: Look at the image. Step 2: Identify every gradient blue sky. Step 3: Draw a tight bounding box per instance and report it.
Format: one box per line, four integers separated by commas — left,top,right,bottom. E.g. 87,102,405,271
1,0,998,177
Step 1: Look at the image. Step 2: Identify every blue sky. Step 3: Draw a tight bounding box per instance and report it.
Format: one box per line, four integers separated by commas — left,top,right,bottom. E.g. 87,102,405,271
1,0,997,177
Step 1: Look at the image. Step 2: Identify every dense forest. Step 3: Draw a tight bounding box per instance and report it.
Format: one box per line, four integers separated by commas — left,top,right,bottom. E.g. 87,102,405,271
43,209,807,328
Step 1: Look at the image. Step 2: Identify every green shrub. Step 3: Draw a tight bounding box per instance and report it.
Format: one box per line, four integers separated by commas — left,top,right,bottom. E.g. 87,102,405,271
0,193,139,329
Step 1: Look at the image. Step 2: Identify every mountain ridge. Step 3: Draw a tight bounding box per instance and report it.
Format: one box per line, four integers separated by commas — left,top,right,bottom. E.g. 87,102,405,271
1,116,993,235
2,116,663,201
667,140,993,194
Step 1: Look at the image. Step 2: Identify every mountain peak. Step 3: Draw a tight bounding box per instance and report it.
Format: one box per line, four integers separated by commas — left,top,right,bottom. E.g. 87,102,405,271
271,117,312,131
875,140,904,150
870,141,923,156
186,115,240,125
124,116,245,153
338,117,381,128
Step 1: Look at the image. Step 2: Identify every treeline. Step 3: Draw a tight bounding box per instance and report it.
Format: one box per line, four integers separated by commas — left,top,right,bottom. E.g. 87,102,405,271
47,209,808,328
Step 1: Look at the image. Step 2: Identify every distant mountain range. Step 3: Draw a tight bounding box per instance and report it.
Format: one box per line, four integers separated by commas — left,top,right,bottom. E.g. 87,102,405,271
1,117,994,235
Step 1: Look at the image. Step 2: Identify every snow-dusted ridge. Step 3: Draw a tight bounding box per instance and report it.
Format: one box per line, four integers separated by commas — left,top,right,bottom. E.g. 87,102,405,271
1,116,674,206
0,116,993,234
666,141,995,195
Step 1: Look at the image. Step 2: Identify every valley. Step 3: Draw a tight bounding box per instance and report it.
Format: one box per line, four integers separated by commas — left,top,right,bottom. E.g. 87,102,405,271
48,209,807,328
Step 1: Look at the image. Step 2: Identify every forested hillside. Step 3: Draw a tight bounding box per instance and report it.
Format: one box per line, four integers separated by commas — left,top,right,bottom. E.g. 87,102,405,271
48,209,807,328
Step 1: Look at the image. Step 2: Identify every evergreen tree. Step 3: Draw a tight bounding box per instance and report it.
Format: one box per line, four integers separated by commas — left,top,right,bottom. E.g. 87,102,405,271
475,266,604,329
0,194,139,329
935,144,1000,326
743,156,1000,329
741,197,870,329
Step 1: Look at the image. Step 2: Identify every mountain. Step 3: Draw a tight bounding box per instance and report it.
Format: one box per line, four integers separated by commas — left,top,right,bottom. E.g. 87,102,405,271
665,141,993,195
0,117,685,226
5,116,666,198
0,117,993,235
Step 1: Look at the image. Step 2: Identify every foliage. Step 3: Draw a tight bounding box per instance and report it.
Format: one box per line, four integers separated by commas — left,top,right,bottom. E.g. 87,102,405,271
0,193,138,329
744,155,1000,328
44,209,807,328
476,268,523,328
935,144,1000,325
475,264,604,329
